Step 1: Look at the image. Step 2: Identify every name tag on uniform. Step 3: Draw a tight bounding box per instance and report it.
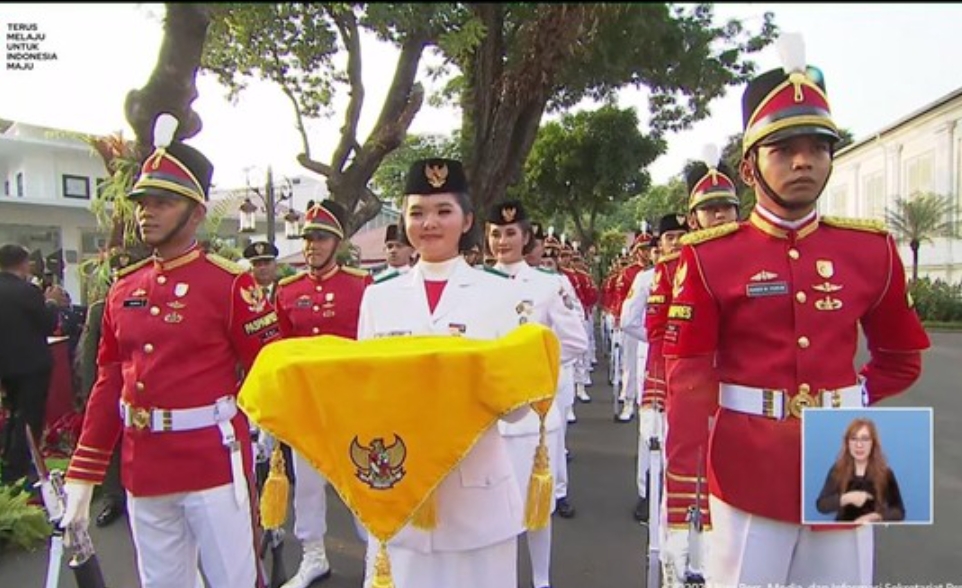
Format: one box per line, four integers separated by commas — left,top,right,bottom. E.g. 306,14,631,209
123,298,147,308
296,296,312,308
375,330,412,338
448,323,467,336
745,282,789,298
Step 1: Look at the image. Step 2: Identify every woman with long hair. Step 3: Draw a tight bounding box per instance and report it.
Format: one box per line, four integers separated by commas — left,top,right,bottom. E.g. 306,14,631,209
816,417,905,523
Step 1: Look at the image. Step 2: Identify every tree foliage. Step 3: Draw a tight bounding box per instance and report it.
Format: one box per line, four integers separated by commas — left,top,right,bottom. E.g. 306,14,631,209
514,106,661,247
203,4,451,235
886,193,959,281
446,3,777,213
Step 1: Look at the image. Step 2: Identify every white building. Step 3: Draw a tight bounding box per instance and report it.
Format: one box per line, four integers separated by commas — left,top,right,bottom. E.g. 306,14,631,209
0,119,400,304
821,87,962,282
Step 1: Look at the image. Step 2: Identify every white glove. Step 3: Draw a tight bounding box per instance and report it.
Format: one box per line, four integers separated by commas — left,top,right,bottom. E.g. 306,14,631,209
60,481,95,533
638,406,661,441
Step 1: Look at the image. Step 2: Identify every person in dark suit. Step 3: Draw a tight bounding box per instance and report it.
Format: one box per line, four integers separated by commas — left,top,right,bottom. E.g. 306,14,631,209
0,243,64,486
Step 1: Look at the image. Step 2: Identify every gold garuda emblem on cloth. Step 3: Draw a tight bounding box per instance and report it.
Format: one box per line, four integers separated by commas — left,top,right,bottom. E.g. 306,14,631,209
350,435,407,489
502,207,517,223
255,243,265,255
425,163,449,189
240,284,267,313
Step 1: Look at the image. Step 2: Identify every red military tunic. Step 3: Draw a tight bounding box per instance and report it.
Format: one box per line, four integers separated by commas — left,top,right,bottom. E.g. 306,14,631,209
576,268,598,317
664,211,930,524
275,264,372,339
67,246,282,496
640,252,679,411
612,261,644,325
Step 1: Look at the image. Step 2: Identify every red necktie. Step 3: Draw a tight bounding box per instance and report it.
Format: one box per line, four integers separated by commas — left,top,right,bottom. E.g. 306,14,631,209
424,280,447,314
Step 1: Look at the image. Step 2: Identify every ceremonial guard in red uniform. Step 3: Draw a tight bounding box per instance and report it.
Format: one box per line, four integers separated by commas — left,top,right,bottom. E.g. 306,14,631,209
274,199,372,587
664,34,930,586
62,113,281,588
655,157,739,583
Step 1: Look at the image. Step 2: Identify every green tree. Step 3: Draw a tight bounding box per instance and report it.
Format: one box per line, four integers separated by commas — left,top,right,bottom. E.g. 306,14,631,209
885,193,959,282
635,179,689,229
372,133,461,208
203,4,450,234
514,106,661,247
449,4,777,213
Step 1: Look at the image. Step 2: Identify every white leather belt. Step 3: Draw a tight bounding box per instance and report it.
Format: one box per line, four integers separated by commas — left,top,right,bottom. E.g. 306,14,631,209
120,396,246,507
121,396,238,432
719,383,864,420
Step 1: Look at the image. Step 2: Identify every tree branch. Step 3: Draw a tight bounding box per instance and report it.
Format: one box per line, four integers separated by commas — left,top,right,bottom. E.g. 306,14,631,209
296,154,333,177
280,84,313,160
125,3,211,157
351,186,384,235
331,10,364,173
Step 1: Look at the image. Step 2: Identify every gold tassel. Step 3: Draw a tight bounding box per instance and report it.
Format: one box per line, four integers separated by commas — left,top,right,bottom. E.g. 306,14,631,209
411,489,438,530
369,542,395,588
524,409,553,531
259,446,289,530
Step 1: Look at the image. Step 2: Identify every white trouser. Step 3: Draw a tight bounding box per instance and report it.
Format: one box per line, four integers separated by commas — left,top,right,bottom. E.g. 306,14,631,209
586,315,596,360
127,482,256,588
293,450,328,543
555,418,569,500
707,496,874,587
634,340,649,406
504,430,562,514
620,336,639,403
636,407,663,498
364,536,517,588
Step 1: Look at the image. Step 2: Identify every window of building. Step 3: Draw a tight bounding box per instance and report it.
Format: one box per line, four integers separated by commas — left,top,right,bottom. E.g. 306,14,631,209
862,172,885,220
16,172,24,197
904,152,934,198
63,174,91,199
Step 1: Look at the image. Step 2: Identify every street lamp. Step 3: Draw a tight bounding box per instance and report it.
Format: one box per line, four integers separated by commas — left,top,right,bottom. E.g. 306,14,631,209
237,166,296,245
239,198,258,233
284,208,302,240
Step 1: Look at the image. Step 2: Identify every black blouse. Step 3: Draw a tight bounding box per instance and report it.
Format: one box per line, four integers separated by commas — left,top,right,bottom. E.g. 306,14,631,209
815,467,905,522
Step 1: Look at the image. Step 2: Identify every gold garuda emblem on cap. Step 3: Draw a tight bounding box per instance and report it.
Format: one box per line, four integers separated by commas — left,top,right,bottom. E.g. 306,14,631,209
425,163,449,189
254,243,265,255
350,435,407,489
676,214,687,227
502,206,517,223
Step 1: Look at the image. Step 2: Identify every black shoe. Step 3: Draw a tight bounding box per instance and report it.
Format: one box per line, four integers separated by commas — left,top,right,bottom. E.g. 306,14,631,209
633,496,649,522
96,500,125,528
555,497,576,519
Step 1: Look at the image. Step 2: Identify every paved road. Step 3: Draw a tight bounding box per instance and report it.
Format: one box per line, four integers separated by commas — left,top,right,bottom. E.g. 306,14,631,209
1,332,959,586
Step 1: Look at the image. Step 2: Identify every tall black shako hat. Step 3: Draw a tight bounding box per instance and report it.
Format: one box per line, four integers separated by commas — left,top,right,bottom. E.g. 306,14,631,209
384,223,410,246
486,200,528,226
404,158,469,195
128,113,213,206
658,213,689,236
302,199,348,239
741,33,841,155
685,143,740,212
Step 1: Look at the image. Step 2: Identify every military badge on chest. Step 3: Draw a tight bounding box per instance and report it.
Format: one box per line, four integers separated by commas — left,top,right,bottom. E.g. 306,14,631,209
322,292,336,318
516,300,534,324
745,269,788,298
164,283,190,323
241,284,267,313
812,259,843,311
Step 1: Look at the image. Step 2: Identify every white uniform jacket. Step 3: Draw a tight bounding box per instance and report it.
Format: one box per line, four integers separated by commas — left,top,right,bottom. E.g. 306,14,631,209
357,258,527,553
496,263,588,437
619,266,655,342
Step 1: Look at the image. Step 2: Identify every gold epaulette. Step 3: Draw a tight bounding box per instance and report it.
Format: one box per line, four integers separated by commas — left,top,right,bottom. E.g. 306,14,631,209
115,257,151,278
680,221,740,246
821,216,888,235
657,251,680,264
340,265,370,278
206,254,244,274
278,272,307,287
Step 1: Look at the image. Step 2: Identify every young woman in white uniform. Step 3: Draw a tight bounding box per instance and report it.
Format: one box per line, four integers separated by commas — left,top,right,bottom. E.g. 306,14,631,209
357,158,528,588
486,200,589,588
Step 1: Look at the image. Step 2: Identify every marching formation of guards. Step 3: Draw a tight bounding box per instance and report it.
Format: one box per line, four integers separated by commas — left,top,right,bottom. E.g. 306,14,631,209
55,32,929,588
